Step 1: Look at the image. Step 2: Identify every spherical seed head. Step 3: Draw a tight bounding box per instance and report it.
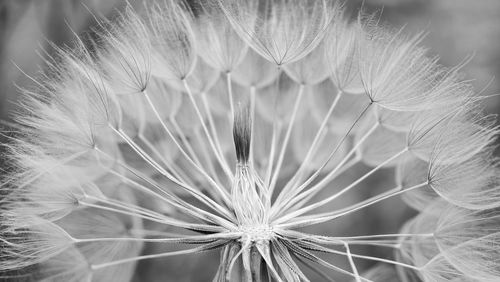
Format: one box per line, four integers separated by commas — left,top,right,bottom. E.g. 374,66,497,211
2,1,500,281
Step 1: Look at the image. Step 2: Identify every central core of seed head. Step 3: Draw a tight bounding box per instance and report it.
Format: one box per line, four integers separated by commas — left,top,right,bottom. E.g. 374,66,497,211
231,163,267,225
238,224,274,243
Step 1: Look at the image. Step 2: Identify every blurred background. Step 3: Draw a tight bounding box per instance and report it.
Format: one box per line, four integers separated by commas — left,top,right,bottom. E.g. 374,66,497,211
1,0,500,281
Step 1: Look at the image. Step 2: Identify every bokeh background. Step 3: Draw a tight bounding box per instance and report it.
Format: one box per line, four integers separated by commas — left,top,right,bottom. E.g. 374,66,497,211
1,0,500,281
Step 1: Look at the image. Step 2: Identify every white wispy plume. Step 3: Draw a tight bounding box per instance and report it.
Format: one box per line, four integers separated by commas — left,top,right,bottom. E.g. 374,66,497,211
1,0,499,281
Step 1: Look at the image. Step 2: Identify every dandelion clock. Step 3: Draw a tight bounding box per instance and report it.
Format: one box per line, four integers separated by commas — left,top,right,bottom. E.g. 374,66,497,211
1,0,499,281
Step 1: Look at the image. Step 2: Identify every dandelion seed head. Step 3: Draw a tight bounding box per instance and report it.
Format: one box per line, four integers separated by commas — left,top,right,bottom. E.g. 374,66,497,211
2,1,500,281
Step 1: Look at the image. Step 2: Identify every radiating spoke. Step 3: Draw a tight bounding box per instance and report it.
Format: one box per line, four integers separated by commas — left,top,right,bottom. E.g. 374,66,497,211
143,90,232,204
91,240,229,271
269,83,305,195
183,80,234,180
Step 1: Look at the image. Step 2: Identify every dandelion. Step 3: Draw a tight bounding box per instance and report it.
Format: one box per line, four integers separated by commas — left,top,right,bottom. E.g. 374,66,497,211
1,0,500,281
